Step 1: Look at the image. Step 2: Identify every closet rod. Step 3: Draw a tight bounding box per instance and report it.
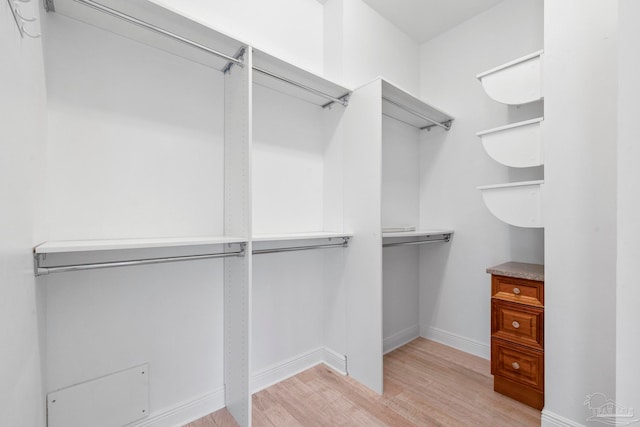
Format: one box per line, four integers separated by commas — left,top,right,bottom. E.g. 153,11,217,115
59,0,244,67
34,245,246,276
382,97,452,131
383,236,451,248
253,238,350,255
253,66,350,107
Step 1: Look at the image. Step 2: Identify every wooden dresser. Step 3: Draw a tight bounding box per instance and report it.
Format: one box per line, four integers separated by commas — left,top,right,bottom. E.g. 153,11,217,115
487,262,544,410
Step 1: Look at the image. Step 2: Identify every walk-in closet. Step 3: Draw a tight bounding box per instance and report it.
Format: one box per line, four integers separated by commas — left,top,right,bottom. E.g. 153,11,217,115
4,0,635,426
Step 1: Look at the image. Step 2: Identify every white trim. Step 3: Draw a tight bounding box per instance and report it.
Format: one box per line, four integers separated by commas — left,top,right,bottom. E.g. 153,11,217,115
477,180,544,191
476,50,544,79
251,347,324,393
384,324,420,354
541,410,586,427
131,387,225,427
323,347,348,375
420,325,490,360
476,117,544,137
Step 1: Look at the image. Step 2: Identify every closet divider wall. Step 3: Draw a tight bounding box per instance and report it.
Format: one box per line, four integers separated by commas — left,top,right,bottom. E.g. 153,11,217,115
36,2,455,426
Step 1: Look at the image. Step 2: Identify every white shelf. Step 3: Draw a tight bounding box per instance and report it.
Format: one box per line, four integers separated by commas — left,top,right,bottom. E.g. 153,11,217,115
47,0,247,71
477,180,543,228
34,235,247,254
477,117,544,168
252,49,351,108
476,50,543,105
382,229,454,239
252,231,352,242
381,79,453,130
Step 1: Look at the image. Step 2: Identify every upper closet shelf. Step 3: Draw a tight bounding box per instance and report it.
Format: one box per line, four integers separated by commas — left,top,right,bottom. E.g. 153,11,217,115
252,49,351,108
477,117,544,168
45,0,247,72
381,79,453,131
476,50,543,105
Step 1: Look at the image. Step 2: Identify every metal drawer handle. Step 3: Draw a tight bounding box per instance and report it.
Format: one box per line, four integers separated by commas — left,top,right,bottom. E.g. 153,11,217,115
512,321,520,329
512,362,520,370
513,287,521,295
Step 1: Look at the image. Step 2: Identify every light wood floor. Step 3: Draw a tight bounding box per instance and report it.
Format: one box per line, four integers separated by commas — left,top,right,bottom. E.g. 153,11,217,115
185,338,541,426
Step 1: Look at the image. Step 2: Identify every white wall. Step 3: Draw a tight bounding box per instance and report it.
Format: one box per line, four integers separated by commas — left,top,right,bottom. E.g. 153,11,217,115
617,0,640,417
323,0,420,94
543,0,618,425
381,117,421,351
0,2,47,427
42,13,227,423
151,0,324,75
417,0,544,358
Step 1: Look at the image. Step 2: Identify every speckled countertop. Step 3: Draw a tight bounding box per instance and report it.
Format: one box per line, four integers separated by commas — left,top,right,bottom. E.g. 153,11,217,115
486,262,544,282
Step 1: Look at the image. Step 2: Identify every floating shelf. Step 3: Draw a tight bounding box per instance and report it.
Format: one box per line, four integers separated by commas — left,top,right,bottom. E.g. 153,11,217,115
381,79,453,131
46,0,247,72
476,50,543,105
252,49,351,108
477,181,543,228
477,117,544,168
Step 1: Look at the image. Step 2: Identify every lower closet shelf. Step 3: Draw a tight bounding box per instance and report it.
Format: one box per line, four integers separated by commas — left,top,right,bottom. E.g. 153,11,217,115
32,235,247,276
252,231,352,255
382,229,453,248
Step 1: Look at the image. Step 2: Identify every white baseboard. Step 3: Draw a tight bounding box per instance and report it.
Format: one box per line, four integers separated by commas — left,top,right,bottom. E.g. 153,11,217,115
384,324,420,354
251,347,325,393
132,387,225,427
541,410,585,427
133,347,347,427
323,347,347,375
420,325,490,360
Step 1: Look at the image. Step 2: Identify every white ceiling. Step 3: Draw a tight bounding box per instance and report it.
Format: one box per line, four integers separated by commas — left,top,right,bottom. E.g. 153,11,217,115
348,0,505,43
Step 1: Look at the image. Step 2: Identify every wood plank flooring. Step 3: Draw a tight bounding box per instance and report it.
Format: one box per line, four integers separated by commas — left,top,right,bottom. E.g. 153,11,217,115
185,338,541,426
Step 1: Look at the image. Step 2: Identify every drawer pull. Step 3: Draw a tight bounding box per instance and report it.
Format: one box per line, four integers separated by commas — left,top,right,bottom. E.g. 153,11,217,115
512,321,520,329
513,287,521,295
511,362,520,370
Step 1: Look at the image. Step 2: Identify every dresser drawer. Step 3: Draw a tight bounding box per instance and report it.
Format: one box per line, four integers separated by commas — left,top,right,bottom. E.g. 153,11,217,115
492,300,543,349
491,275,544,307
491,339,543,391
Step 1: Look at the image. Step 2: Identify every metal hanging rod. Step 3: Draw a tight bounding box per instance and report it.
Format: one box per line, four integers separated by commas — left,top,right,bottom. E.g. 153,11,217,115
253,66,350,108
382,97,452,131
383,235,451,248
51,0,244,68
34,244,246,276
253,237,350,255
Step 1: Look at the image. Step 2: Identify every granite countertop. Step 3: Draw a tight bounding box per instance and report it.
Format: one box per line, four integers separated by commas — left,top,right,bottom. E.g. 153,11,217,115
486,262,544,282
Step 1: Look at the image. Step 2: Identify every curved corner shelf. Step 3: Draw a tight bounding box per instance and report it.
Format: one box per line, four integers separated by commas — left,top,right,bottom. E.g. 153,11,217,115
476,50,543,105
477,117,544,168
477,180,543,228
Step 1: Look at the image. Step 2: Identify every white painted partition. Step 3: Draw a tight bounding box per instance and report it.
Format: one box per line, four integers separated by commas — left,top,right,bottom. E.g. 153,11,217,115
224,49,252,427
343,80,384,394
